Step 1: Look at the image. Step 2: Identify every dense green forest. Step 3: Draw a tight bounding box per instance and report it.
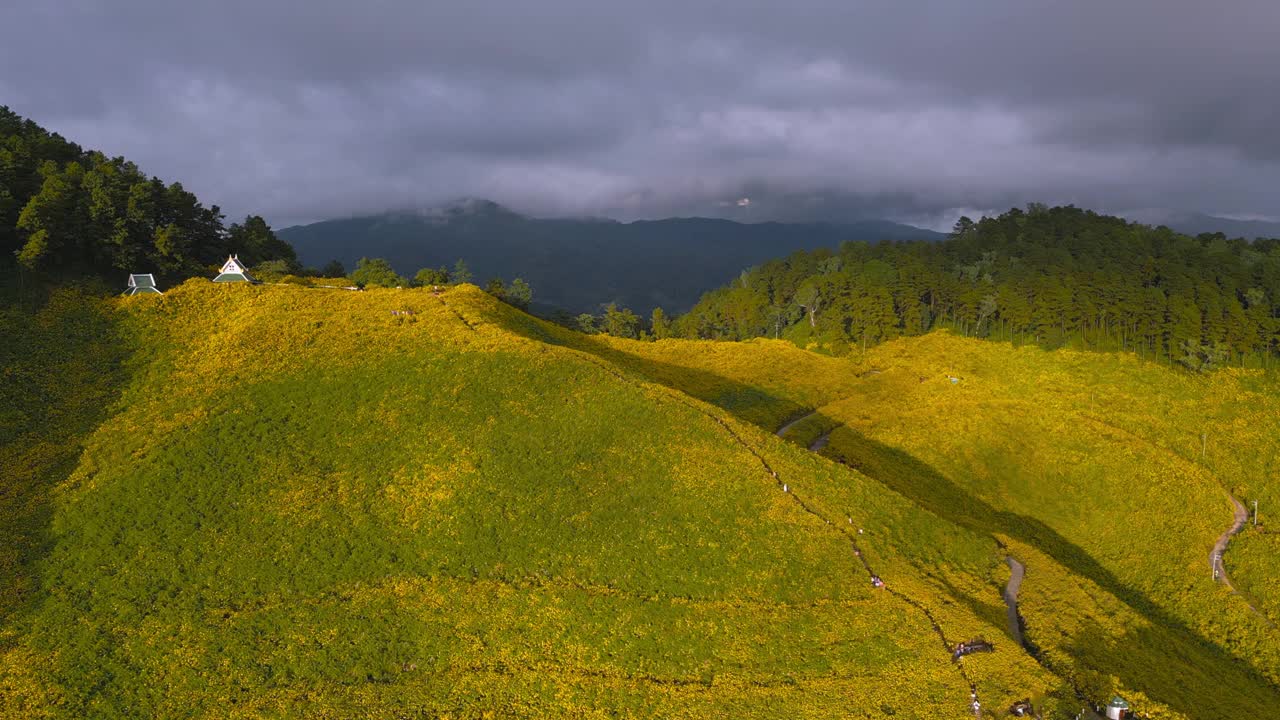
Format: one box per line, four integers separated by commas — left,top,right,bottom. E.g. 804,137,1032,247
0,107,294,282
676,205,1280,370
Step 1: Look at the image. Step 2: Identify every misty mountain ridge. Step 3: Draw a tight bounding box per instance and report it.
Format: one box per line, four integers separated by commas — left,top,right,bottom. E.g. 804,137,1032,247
1124,208,1280,240
279,199,945,314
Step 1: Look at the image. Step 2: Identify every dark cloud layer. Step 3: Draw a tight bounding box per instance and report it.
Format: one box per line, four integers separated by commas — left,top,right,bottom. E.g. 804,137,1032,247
3,1,1278,229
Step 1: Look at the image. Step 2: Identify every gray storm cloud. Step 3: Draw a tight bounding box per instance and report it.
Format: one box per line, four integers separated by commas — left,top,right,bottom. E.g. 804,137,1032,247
2,1,1278,228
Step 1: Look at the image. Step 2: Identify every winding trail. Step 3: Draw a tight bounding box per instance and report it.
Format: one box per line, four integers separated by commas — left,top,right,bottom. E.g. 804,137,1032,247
779,406,1113,718
1209,497,1274,627
775,411,982,717
774,411,831,452
779,411,1021,642
1003,557,1026,648
773,411,814,439
1078,412,1271,622
782,403,1265,717
1212,495,1249,589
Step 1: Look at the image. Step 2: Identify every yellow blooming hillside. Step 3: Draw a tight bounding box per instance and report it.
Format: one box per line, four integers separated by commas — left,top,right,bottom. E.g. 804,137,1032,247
2,281,1067,719
805,333,1280,718
486,319,1280,718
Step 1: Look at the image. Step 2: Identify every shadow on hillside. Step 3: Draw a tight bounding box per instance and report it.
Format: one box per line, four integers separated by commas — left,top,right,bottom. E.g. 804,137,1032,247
0,284,133,632
496,313,1280,713
1065,620,1278,717
817,420,1280,714
499,315,810,428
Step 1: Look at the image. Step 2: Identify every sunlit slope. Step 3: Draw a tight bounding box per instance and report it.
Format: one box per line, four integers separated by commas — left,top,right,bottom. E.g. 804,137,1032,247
1,283,1064,718
807,332,1280,717
572,326,1280,717
474,302,866,431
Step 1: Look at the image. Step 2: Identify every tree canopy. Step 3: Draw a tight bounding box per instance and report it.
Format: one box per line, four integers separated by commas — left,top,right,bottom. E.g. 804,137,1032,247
676,205,1280,370
1,106,295,282
349,257,406,288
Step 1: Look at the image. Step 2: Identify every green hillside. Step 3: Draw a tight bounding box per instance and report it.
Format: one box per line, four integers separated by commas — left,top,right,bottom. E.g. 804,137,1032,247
797,334,1280,717
1,281,1066,718
2,279,1278,718
457,312,1280,717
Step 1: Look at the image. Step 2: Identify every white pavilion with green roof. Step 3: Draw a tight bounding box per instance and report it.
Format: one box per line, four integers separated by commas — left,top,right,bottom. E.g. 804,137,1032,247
122,273,162,295
1105,696,1131,719
213,255,258,283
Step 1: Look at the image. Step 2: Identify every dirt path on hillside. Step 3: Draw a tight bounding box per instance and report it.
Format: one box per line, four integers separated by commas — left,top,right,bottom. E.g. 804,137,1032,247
1212,495,1249,589
775,411,831,452
774,411,815,439
1211,496,1275,626
776,410,1108,717
1004,557,1026,648
778,411,1017,646
772,411,985,716
1075,413,1271,623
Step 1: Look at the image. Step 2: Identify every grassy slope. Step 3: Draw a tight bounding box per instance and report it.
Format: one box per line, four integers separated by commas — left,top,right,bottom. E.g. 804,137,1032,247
802,332,1280,718
0,285,129,623
460,314,1280,717
0,282,1065,719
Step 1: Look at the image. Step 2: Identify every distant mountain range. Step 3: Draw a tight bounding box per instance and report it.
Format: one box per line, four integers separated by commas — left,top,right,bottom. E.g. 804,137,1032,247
1125,210,1280,240
279,199,945,314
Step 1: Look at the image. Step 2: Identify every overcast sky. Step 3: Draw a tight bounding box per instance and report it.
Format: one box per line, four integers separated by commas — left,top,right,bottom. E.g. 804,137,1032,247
2,1,1278,229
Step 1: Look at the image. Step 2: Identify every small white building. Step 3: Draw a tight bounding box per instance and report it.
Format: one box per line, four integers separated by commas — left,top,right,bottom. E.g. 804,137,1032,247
1106,696,1130,719
213,255,257,284
122,273,161,295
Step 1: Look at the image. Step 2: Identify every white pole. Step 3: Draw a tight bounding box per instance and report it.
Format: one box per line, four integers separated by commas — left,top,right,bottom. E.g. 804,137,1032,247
1254,500,1259,527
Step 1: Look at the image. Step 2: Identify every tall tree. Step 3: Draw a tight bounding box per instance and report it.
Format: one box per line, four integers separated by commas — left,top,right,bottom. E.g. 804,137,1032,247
602,303,640,339
349,257,405,288
227,215,295,268
451,259,473,285
650,307,671,339
506,278,533,309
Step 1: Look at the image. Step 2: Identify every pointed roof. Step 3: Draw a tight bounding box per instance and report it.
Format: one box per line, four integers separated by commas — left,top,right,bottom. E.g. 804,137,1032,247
213,254,258,283
220,255,245,274
1107,696,1130,709
123,273,162,295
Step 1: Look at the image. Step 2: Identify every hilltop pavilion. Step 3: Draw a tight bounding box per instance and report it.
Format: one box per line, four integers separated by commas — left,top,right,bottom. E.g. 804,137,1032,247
122,273,162,295
213,255,258,283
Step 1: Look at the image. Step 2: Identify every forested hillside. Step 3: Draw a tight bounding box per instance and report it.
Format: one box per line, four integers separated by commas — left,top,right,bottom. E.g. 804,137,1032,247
278,200,945,314
0,107,294,282
678,205,1280,369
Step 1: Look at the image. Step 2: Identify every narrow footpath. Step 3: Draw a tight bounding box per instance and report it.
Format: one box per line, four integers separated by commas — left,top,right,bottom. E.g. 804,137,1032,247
779,409,1103,718
1209,496,1275,627
773,411,813,439
778,407,1121,712
1211,495,1249,589
774,411,830,452
1003,556,1026,648
775,411,982,717
1077,412,1271,623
